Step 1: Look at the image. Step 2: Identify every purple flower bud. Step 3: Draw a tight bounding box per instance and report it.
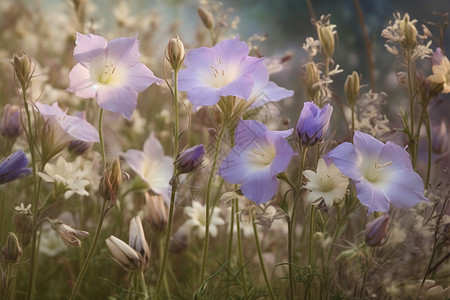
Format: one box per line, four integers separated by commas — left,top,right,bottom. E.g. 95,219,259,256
432,47,444,66
296,102,333,146
68,140,92,156
365,214,390,247
1,104,23,139
175,144,205,174
0,150,32,185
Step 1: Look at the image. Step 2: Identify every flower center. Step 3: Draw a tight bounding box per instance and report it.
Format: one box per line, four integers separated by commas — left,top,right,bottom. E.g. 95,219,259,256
97,64,117,85
319,174,334,192
207,58,239,88
363,161,392,183
248,142,276,169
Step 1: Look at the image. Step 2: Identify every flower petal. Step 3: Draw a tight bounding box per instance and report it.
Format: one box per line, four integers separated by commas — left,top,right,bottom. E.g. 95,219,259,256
107,36,140,68
123,63,162,92
213,36,250,66
218,146,251,184
73,32,107,67
353,131,384,159
121,149,147,180
234,119,268,149
241,168,278,204
265,131,295,176
186,86,220,108
67,64,96,98
218,74,254,100
383,169,428,209
96,86,138,120
326,142,361,180
251,81,294,108
354,180,390,214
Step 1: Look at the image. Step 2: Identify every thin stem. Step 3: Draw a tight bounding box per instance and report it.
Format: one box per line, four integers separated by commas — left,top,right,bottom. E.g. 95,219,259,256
226,201,235,299
69,200,108,300
424,111,432,188
308,205,316,265
139,271,149,300
305,0,316,20
351,103,355,139
253,220,276,300
200,126,226,284
235,199,249,297
406,50,417,168
98,108,106,167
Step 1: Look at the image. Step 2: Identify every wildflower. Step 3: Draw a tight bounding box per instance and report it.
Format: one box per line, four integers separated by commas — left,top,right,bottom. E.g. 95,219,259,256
166,36,185,71
144,192,168,233
0,150,31,185
106,236,143,271
302,37,321,57
344,71,360,105
326,131,428,214
1,104,23,139
365,214,390,247
129,216,150,268
11,52,32,88
174,144,205,175
2,232,22,263
35,102,99,161
197,7,214,30
67,32,162,120
51,220,89,248
428,48,450,93
316,16,337,58
178,36,263,108
296,101,333,146
179,201,225,239
14,203,32,216
38,156,90,199
99,157,122,207
218,119,296,204
303,158,349,208
121,133,173,201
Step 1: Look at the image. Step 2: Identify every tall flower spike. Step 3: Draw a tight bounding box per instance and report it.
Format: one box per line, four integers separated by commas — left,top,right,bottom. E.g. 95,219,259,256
218,119,296,204
326,131,428,214
178,36,264,108
67,32,162,120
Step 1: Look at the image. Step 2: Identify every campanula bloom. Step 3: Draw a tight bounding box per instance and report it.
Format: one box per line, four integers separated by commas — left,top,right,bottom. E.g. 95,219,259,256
326,131,428,214
67,32,162,120
218,119,296,204
121,133,173,201
178,36,263,108
296,101,333,146
0,150,31,185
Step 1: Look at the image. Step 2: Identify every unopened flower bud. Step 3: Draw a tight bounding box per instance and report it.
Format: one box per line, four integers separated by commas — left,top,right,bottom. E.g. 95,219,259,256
145,192,168,233
432,121,449,154
296,101,333,146
175,144,205,175
344,71,360,105
166,36,185,71
1,104,23,139
68,139,92,156
400,13,418,49
129,216,151,269
12,52,32,88
106,236,143,271
2,232,22,263
51,220,89,248
99,157,122,207
365,214,390,247
317,24,335,58
197,7,214,30
305,62,321,102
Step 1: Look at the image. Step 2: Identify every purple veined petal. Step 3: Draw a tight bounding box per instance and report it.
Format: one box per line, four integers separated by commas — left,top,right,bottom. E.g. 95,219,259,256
34,102,59,118
383,169,428,209
0,150,32,185
106,36,140,68
241,168,278,204
181,47,216,73
234,119,268,149
178,69,210,92
237,56,264,78
218,146,251,184
61,115,99,142
354,180,391,214
218,74,254,100
250,62,270,90
251,81,294,108
123,63,162,92
186,86,220,108
143,132,165,159
146,156,173,201
378,141,413,171
67,64,96,98
96,86,138,120
212,36,250,67
265,131,296,176
353,131,384,160
326,142,362,180
121,149,147,178
73,32,107,67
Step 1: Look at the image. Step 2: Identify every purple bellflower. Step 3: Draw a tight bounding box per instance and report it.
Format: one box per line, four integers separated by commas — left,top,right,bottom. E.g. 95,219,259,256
0,150,32,185
326,131,428,214
178,37,263,108
296,101,333,146
67,32,162,120
174,144,205,175
218,120,296,204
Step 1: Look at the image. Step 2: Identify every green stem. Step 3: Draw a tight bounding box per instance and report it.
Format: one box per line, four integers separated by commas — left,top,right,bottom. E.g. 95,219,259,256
226,201,235,299
69,200,108,299
235,199,248,297
406,50,417,168
424,111,432,189
98,108,106,167
351,103,355,138
139,271,149,300
157,235,171,299
200,126,226,284
253,220,275,300
308,205,315,266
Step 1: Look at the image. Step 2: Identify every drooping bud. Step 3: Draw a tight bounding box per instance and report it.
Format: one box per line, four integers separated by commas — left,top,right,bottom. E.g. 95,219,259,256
51,220,89,248
365,214,390,247
144,192,168,233
2,232,22,263
99,157,122,207
129,216,151,269
1,104,23,139
11,52,32,88
432,121,449,154
106,236,143,271
296,101,333,146
197,7,214,30
344,71,360,105
174,144,205,175
166,36,186,72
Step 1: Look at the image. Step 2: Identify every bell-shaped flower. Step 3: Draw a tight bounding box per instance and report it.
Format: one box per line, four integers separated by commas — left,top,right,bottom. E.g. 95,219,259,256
218,119,296,204
178,36,263,108
121,133,173,201
296,101,333,146
174,144,205,175
0,150,31,185
67,32,162,120
326,131,428,214
106,236,143,271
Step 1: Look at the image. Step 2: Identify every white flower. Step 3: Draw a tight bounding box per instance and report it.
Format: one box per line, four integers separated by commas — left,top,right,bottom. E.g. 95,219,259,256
180,201,225,239
303,158,349,207
15,203,32,215
38,156,91,199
